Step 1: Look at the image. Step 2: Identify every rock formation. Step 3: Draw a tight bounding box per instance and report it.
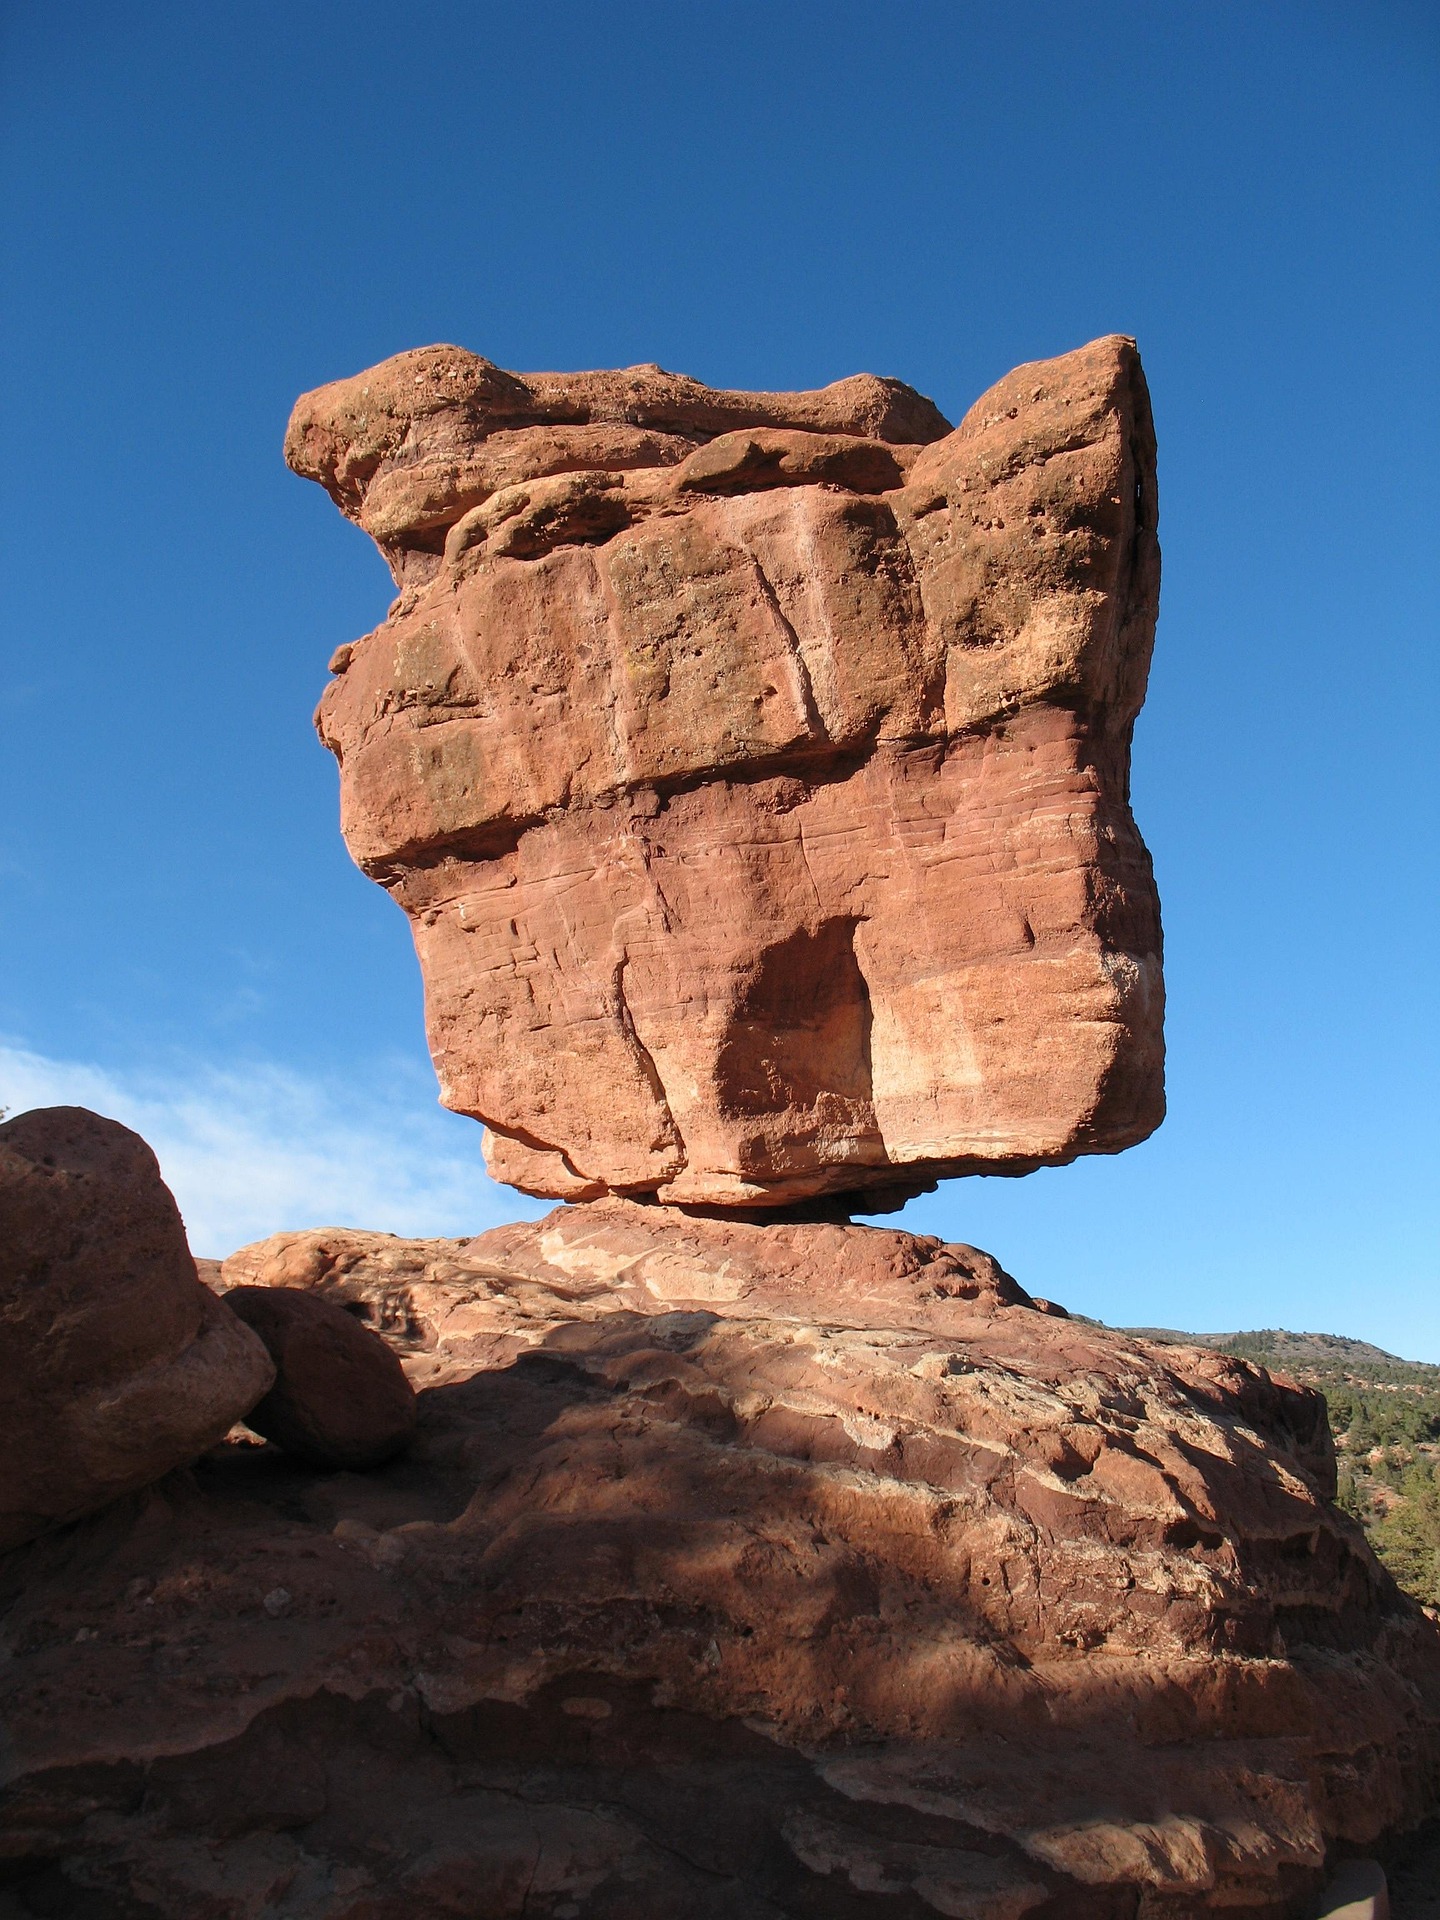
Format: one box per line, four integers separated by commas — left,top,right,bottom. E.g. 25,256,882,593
5,336,1432,1918
4,1207,1438,1915
286,336,1164,1208
225,1285,417,1469
0,1107,276,1552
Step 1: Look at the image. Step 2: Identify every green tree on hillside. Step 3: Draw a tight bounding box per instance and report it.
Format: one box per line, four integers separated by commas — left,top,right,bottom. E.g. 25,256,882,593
1373,1461,1440,1607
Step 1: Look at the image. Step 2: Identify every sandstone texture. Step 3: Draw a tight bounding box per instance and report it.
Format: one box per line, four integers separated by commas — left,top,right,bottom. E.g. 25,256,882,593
225,1286,417,1469
6,1206,1438,1917
286,337,1164,1209
0,1107,275,1552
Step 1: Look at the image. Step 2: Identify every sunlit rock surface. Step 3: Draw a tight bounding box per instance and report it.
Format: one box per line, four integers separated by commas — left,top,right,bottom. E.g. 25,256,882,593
287,337,1164,1208
0,1106,274,1551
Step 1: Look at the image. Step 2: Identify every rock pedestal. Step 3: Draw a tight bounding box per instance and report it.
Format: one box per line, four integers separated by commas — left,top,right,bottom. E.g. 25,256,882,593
5,1207,1438,1916
286,337,1164,1210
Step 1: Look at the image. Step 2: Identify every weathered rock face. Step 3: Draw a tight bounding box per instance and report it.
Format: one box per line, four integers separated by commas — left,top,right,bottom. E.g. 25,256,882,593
286,337,1164,1208
225,1285,417,1469
7,1206,1437,1916
0,1107,275,1551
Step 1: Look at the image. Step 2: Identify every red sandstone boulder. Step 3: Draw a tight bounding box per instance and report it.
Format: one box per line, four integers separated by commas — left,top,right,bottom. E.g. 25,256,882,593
286,337,1164,1210
0,1106,275,1549
224,1285,417,1469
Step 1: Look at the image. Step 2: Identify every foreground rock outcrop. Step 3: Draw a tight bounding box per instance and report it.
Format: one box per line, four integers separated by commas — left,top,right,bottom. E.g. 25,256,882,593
6,1205,1437,1916
286,336,1163,1209
0,1107,275,1551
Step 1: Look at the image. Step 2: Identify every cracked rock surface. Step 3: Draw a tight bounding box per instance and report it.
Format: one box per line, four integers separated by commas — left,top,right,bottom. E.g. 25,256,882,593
5,1205,1438,1916
286,337,1164,1209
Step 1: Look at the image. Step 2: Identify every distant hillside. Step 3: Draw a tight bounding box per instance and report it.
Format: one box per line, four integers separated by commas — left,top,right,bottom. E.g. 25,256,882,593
1125,1327,1440,1388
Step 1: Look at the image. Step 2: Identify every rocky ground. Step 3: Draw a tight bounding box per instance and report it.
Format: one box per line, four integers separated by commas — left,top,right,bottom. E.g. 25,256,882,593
5,1201,1440,1917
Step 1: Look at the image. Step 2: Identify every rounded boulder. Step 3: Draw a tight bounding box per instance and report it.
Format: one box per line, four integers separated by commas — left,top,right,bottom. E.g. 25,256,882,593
0,1106,277,1551
224,1286,417,1469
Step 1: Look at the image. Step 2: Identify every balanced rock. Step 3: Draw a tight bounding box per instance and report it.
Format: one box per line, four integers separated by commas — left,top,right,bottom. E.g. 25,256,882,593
224,1284,417,1468
7,1205,1439,1914
286,336,1164,1209
0,1106,275,1550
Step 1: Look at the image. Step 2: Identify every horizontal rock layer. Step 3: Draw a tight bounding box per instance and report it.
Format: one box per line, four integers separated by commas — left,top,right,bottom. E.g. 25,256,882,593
287,336,1164,1207
6,1206,1438,1915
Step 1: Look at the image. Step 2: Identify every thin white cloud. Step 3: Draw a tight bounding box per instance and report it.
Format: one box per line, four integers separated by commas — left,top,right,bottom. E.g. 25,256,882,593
0,1040,544,1256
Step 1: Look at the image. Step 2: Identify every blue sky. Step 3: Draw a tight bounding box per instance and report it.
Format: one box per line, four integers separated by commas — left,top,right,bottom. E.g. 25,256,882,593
3,3,1436,1350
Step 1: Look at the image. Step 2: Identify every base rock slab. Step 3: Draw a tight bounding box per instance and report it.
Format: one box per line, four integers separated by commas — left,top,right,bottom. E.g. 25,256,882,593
3,1204,1438,1915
